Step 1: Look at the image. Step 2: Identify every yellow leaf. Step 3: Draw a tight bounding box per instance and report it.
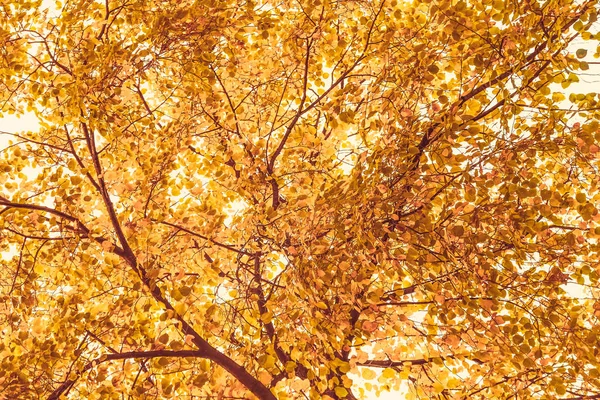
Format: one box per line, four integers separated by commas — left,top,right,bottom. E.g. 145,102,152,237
285,361,296,372
32,318,43,335
261,311,273,324
434,294,445,305
334,387,348,398
382,368,395,379
362,368,377,380
174,303,187,316
259,355,275,369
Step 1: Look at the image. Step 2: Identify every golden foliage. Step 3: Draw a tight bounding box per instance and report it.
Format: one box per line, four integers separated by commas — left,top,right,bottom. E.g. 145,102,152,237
1,0,600,398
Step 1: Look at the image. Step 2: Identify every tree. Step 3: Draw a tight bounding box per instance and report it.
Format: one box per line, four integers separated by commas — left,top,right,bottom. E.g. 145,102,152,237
1,0,600,398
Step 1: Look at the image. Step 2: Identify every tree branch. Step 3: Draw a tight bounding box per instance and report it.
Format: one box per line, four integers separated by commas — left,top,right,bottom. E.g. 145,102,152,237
48,350,208,400
80,121,137,265
357,354,484,368
159,220,253,255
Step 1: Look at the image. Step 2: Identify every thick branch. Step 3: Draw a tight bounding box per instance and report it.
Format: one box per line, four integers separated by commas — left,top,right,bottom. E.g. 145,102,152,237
80,122,137,264
0,196,78,222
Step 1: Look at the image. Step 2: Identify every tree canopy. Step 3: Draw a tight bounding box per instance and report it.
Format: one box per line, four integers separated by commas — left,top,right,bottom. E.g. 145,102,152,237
1,0,600,398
